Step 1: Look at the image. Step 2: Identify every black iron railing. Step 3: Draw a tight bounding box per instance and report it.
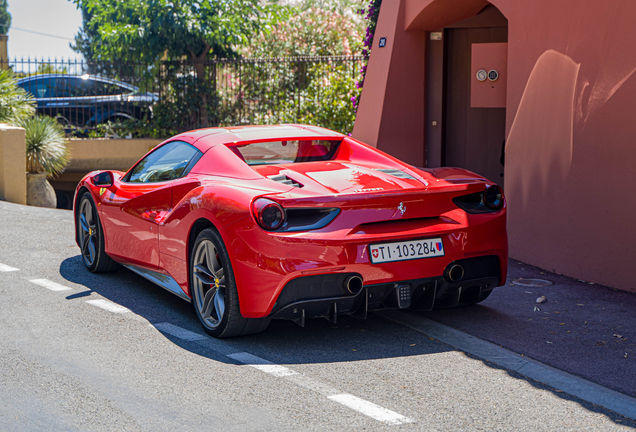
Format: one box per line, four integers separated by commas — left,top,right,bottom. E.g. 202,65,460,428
6,56,367,137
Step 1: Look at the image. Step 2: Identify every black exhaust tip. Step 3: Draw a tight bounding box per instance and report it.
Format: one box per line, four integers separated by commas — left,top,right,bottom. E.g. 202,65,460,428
343,275,363,294
446,264,464,282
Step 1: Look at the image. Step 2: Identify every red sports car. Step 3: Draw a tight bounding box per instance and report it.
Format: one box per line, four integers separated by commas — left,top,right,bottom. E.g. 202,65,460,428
74,125,508,338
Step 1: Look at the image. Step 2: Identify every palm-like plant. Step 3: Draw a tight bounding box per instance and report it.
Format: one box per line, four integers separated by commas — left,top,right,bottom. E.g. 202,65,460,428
19,116,70,177
0,69,35,124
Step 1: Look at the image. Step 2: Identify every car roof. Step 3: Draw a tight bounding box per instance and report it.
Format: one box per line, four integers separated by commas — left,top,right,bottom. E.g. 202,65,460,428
173,124,346,152
17,74,138,92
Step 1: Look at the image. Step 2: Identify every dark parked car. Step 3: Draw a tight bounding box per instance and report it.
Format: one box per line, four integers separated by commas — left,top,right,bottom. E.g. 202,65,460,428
17,74,158,126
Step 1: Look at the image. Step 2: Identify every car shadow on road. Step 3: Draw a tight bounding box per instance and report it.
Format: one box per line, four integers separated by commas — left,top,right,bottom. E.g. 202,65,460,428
59,255,636,427
58,255,452,365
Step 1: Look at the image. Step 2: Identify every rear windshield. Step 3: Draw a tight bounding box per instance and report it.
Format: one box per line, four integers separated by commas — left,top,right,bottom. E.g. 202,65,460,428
229,139,341,165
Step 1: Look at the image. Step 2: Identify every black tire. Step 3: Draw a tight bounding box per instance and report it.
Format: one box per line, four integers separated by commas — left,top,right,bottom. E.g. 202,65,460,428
190,228,270,338
77,192,119,273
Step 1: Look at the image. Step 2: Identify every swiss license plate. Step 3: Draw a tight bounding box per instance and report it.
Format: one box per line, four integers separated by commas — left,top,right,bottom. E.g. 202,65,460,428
369,238,445,264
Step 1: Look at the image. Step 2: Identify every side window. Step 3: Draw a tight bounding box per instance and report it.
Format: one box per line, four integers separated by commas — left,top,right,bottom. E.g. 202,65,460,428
54,78,73,98
126,141,201,183
68,77,93,97
26,77,55,98
64,77,83,97
95,80,133,95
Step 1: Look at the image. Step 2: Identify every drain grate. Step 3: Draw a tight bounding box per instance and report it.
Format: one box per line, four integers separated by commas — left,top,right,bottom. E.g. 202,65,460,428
512,278,553,287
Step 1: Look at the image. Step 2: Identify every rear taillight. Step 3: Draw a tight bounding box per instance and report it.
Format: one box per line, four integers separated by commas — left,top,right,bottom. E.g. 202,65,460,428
453,185,505,214
253,198,285,231
483,185,504,210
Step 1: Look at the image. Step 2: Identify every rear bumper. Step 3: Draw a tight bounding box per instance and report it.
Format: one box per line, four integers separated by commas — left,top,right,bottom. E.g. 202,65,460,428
225,207,508,318
269,255,501,324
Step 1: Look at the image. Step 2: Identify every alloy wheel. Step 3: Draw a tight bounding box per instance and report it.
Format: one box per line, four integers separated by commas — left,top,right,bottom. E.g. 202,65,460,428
192,239,226,328
79,198,98,267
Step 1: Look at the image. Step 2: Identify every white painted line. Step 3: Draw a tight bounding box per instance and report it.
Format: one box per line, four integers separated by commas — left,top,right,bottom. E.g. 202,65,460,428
154,323,415,425
153,322,207,341
284,373,341,397
328,394,415,425
86,299,131,314
195,336,240,356
29,279,72,291
377,310,636,421
228,352,299,377
0,263,19,272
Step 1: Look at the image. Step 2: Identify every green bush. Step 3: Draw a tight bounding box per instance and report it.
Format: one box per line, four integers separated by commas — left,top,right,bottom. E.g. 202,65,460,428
19,116,70,177
215,59,361,134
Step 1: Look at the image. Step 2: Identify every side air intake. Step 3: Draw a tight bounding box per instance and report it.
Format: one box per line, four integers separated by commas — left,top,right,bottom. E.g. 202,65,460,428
268,174,303,188
373,169,417,180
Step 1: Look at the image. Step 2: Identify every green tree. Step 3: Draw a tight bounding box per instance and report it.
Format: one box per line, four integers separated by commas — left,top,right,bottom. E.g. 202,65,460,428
72,0,267,126
0,0,10,35
72,0,263,67
234,0,364,134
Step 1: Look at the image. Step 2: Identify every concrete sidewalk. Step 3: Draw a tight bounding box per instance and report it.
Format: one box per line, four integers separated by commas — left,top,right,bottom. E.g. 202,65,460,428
418,258,636,399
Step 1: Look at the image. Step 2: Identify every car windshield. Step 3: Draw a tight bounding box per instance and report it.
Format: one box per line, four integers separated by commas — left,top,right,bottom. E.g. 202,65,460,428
229,139,341,165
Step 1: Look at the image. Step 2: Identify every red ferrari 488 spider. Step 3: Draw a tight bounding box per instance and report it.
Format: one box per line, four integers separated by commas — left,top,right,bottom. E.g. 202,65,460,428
74,125,507,337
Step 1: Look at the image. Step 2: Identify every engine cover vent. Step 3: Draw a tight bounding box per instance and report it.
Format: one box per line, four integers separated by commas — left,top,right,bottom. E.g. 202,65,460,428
373,169,417,180
268,174,303,188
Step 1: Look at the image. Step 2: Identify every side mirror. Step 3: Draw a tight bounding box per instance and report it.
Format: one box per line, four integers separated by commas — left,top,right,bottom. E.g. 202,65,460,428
92,171,114,188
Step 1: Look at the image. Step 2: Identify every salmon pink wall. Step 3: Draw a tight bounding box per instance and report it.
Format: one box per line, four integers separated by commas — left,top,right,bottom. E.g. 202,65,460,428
352,0,426,166
352,0,636,292
502,0,636,292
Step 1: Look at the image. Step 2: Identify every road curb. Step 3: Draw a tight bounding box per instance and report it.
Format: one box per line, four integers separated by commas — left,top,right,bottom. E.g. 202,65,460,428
376,310,636,420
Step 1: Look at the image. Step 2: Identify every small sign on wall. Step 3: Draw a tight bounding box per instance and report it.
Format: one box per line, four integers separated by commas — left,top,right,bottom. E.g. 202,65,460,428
430,32,442,41
379,37,387,48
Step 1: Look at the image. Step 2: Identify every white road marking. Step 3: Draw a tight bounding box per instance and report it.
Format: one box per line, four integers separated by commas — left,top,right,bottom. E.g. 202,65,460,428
328,394,415,425
0,263,19,272
228,352,299,377
153,322,207,341
285,373,340,397
29,279,72,291
149,322,414,425
86,299,131,314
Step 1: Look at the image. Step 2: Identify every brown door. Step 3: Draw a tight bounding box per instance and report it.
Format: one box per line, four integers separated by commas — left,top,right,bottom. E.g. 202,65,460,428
442,26,507,185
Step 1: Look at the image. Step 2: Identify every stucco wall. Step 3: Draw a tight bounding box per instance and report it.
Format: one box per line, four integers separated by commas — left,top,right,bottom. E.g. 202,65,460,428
500,0,636,292
353,0,636,291
66,138,163,173
352,0,426,166
0,124,26,205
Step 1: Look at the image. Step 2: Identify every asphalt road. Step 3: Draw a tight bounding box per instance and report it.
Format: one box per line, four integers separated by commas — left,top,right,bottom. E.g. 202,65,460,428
422,259,636,399
0,200,634,431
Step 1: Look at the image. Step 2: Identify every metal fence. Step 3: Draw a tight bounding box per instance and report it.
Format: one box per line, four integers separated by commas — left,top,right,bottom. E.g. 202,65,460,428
6,56,367,137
